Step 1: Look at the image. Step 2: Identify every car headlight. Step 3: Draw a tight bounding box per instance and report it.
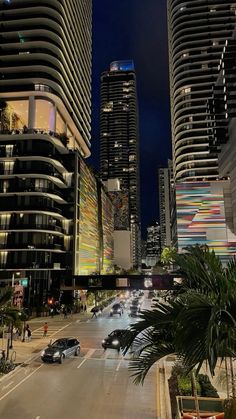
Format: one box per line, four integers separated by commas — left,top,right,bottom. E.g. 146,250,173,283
102,339,106,344
41,350,45,356
110,309,113,312
53,351,60,357
117,309,121,312
112,340,119,346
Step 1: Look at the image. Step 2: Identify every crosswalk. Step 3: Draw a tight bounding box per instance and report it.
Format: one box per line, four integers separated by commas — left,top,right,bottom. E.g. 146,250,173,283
79,347,132,361
31,324,69,340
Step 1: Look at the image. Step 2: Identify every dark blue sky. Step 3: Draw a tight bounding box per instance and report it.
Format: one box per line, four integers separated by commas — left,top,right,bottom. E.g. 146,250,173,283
89,0,171,236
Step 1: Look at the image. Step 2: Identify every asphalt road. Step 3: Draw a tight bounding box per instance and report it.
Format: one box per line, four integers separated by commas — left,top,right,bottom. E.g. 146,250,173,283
0,299,157,419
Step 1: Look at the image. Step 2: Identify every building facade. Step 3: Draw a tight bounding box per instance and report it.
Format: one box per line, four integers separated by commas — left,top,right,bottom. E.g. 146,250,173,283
158,162,172,249
146,222,161,267
0,0,97,304
100,60,141,267
208,33,236,236
167,0,236,182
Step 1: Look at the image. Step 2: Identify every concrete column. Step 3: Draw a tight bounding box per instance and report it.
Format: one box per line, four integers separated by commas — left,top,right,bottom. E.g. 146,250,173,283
28,96,35,130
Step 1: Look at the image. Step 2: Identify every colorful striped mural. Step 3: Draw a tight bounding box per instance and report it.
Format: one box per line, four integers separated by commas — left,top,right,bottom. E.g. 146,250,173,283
176,181,236,261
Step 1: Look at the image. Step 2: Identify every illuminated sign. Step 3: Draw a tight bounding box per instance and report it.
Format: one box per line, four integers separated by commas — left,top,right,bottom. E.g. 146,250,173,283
110,60,135,72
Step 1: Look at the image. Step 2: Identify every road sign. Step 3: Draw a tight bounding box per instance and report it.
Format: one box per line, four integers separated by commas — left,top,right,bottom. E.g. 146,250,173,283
19,278,28,287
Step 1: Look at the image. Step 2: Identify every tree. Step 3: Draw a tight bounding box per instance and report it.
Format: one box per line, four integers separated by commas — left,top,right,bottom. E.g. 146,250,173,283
122,245,236,417
160,246,177,268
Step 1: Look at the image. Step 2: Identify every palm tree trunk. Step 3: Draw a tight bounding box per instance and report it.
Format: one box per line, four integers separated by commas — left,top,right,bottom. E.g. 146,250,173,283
229,357,236,399
225,358,230,399
191,370,200,419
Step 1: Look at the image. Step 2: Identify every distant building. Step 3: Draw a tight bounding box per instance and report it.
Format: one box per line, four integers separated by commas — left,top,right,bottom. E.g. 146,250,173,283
158,162,172,249
104,179,132,271
146,222,161,267
100,61,141,267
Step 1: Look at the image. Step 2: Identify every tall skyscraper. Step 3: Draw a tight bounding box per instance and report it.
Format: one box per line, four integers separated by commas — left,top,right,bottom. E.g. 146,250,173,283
0,0,92,303
146,222,161,267
100,60,140,267
167,1,236,182
158,162,172,249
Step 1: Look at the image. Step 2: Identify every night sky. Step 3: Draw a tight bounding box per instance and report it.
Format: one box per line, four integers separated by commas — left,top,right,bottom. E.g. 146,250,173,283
89,0,172,237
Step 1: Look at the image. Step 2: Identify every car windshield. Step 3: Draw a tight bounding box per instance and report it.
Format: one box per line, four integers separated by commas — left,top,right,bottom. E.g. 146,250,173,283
113,304,120,309
51,340,66,349
109,330,120,337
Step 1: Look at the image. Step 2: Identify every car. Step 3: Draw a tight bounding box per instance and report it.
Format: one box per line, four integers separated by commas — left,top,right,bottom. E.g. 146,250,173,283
110,303,123,316
41,338,80,364
128,305,140,317
102,329,126,350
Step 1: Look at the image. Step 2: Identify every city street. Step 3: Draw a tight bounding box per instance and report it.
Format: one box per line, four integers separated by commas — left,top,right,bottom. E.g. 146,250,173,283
0,302,157,419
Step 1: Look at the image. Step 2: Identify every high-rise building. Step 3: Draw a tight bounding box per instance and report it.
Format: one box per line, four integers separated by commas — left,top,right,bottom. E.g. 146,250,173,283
146,222,161,267
167,0,236,182
100,60,141,267
0,0,93,303
158,162,172,249
208,32,236,235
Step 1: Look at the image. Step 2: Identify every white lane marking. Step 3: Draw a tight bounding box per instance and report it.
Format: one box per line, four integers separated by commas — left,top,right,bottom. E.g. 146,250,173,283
77,358,87,369
0,365,43,402
76,320,81,323
116,359,123,371
48,323,71,338
86,320,90,323
2,381,14,390
35,416,40,419
84,349,96,359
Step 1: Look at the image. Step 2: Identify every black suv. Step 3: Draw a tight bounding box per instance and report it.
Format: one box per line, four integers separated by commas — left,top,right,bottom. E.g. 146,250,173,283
110,303,123,317
41,338,80,364
102,329,126,350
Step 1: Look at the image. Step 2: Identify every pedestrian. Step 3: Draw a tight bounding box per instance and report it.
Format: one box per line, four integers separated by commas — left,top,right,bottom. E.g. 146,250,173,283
43,322,48,337
91,307,98,318
24,326,29,342
50,307,54,318
63,307,67,319
27,327,32,341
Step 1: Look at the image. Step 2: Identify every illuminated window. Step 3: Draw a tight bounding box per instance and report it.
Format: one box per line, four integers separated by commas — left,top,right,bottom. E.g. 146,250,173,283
35,99,55,131
0,251,8,266
1,100,28,131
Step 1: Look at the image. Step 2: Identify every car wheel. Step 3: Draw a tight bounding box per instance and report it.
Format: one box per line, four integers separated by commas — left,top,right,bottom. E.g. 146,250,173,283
75,347,79,356
59,354,65,364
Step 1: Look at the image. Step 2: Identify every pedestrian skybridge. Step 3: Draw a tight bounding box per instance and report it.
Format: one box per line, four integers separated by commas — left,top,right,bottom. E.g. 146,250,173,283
60,274,181,291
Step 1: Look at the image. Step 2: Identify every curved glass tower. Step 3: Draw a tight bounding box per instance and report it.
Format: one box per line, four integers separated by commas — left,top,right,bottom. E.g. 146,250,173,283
168,0,236,181
0,0,92,302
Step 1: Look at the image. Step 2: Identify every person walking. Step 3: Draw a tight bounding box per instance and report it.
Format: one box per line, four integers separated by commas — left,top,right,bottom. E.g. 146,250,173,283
27,327,32,341
91,307,98,318
43,322,48,338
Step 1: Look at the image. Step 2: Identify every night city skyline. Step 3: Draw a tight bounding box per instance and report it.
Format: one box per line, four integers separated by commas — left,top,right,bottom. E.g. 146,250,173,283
90,0,171,236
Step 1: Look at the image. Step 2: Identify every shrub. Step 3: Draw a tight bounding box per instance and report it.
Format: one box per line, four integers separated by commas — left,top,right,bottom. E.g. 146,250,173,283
198,374,219,398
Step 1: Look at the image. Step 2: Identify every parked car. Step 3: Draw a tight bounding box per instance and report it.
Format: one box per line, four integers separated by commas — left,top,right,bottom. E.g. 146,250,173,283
110,303,123,317
41,338,80,364
102,329,126,350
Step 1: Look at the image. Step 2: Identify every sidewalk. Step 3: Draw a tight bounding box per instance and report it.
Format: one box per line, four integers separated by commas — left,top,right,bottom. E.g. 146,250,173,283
1,310,92,366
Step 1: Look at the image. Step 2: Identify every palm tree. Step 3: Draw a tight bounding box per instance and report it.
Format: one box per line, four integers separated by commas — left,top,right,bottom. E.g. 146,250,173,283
0,288,20,358
122,246,236,416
